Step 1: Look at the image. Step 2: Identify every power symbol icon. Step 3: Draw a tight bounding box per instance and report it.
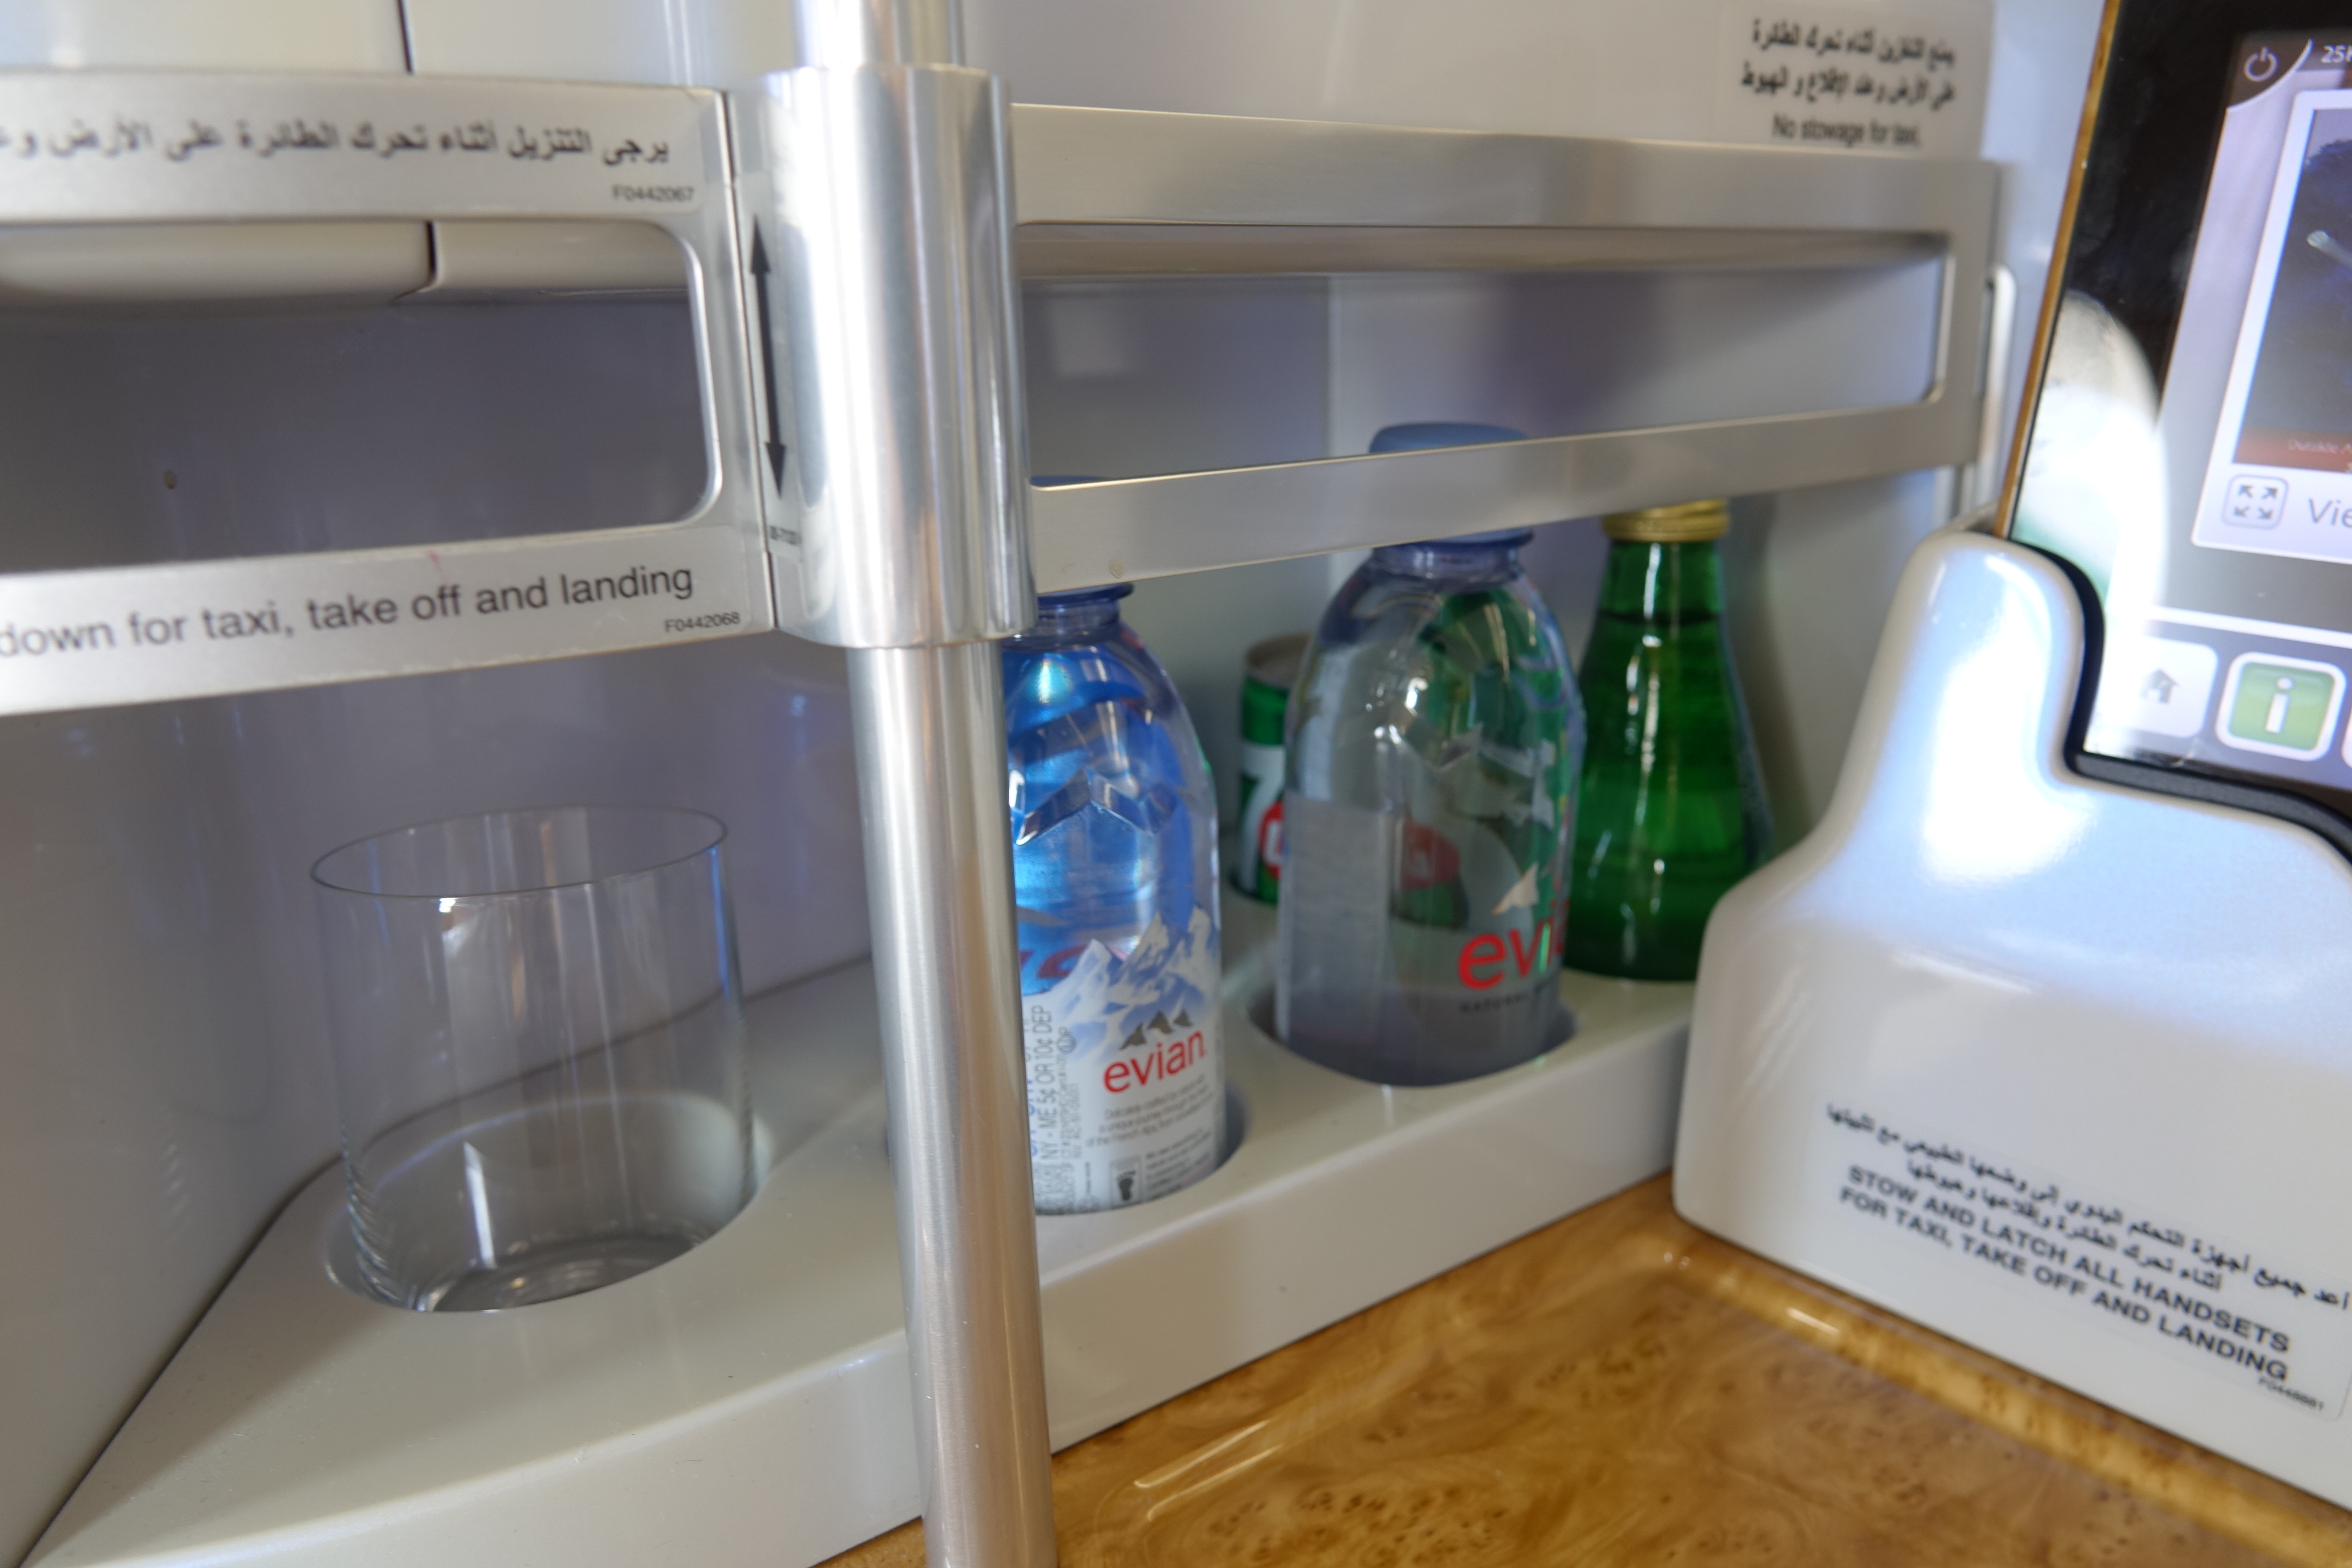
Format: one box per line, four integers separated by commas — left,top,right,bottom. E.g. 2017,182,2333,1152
2246,46,2281,83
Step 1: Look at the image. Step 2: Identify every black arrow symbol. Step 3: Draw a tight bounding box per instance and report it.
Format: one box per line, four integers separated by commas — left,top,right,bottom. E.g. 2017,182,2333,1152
750,224,788,492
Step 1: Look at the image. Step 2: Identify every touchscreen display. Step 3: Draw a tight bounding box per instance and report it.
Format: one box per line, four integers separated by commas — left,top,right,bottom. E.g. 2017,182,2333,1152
2017,30,2352,808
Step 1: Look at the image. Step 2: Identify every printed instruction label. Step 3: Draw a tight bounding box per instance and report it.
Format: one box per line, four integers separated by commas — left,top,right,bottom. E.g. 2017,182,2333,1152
0,527,760,716
0,73,710,223
1025,905,1222,1215
1716,5,1986,157
1819,1102,2352,1417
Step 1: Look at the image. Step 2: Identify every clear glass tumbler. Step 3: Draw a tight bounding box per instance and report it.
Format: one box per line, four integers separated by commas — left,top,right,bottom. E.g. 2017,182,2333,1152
312,806,753,1312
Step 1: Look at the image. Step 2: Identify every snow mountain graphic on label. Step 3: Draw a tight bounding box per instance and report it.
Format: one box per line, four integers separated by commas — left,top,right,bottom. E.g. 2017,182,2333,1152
1121,1005,1197,1050
1038,907,1218,1060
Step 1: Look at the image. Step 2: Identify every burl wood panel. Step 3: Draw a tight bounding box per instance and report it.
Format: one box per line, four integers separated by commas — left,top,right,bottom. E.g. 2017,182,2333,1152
825,1177,2352,1567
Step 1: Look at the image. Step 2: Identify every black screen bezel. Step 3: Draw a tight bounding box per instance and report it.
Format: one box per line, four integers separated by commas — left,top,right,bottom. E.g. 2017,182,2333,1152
2053,1,2352,383
2008,0,2352,849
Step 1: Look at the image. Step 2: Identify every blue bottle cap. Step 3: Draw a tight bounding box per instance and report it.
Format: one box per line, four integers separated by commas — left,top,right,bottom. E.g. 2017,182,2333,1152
1027,479,1132,603
1037,583,1133,608
1368,423,1534,549
1368,422,1525,454
1389,530,1534,550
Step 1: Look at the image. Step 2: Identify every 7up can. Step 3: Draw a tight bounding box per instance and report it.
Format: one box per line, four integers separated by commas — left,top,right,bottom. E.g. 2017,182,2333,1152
1233,633,1307,903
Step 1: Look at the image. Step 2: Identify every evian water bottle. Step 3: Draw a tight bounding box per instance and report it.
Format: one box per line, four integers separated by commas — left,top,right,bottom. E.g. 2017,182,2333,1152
1004,584,1223,1214
1277,424,1584,1086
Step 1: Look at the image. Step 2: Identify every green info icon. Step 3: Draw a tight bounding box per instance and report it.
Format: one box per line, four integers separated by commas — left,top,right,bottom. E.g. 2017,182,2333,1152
2220,657,2343,758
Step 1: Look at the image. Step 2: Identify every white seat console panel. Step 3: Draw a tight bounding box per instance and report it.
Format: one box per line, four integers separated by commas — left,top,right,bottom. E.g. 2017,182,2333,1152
1677,530,2352,1506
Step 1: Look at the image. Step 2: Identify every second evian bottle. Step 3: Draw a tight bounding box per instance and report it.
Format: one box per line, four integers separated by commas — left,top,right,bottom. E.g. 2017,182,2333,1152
1277,423,1584,1086
1004,583,1223,1213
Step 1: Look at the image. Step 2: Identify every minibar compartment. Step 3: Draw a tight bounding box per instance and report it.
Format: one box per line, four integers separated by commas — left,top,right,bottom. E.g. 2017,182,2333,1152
0,271,704,578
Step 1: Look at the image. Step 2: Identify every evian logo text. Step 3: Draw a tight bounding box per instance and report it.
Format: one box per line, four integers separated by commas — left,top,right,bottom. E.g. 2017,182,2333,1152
1105,1008,1207,1093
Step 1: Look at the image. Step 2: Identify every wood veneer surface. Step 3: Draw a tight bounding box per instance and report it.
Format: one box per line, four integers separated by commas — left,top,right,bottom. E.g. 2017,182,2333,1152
825,1177,2352,1566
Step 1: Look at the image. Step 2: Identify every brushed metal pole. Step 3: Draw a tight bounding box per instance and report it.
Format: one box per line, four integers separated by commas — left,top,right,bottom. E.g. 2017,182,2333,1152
784,3,1053,1560
797,0,961,76
849,642,1055,1568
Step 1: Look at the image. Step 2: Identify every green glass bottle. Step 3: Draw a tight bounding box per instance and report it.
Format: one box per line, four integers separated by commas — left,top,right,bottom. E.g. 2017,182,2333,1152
1565,499,1771,981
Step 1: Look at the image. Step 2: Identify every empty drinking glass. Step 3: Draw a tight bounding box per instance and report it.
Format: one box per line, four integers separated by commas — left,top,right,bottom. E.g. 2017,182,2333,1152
312,806,753,1312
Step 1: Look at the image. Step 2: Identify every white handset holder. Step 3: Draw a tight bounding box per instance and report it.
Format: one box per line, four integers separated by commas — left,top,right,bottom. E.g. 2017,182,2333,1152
1677,526,2352,1504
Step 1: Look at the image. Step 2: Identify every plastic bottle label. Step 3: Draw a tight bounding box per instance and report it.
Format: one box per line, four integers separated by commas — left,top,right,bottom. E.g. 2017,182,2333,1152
1279,798,1566,1077
1024,904,1223,1214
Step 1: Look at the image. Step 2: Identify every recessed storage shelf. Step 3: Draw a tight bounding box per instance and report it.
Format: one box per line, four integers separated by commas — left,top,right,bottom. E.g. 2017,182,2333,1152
1008,105,1989,267
0,71,769,719
30,893,1688,1568
1007,106,1999,590
0,83,1995,711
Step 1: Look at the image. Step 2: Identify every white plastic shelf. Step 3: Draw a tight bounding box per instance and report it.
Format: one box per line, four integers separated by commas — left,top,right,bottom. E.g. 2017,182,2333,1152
29,893,1688,1568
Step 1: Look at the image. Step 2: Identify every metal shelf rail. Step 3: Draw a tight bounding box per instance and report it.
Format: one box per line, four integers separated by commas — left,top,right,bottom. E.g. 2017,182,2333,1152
1008,104,2000,590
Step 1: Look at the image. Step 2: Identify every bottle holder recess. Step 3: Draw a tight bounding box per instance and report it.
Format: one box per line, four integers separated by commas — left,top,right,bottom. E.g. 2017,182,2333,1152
30,895,1688,1568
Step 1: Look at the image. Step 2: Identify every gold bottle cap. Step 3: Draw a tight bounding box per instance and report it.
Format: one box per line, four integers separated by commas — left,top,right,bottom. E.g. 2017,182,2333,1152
1602,498,1730,543
1244,631,1309,692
